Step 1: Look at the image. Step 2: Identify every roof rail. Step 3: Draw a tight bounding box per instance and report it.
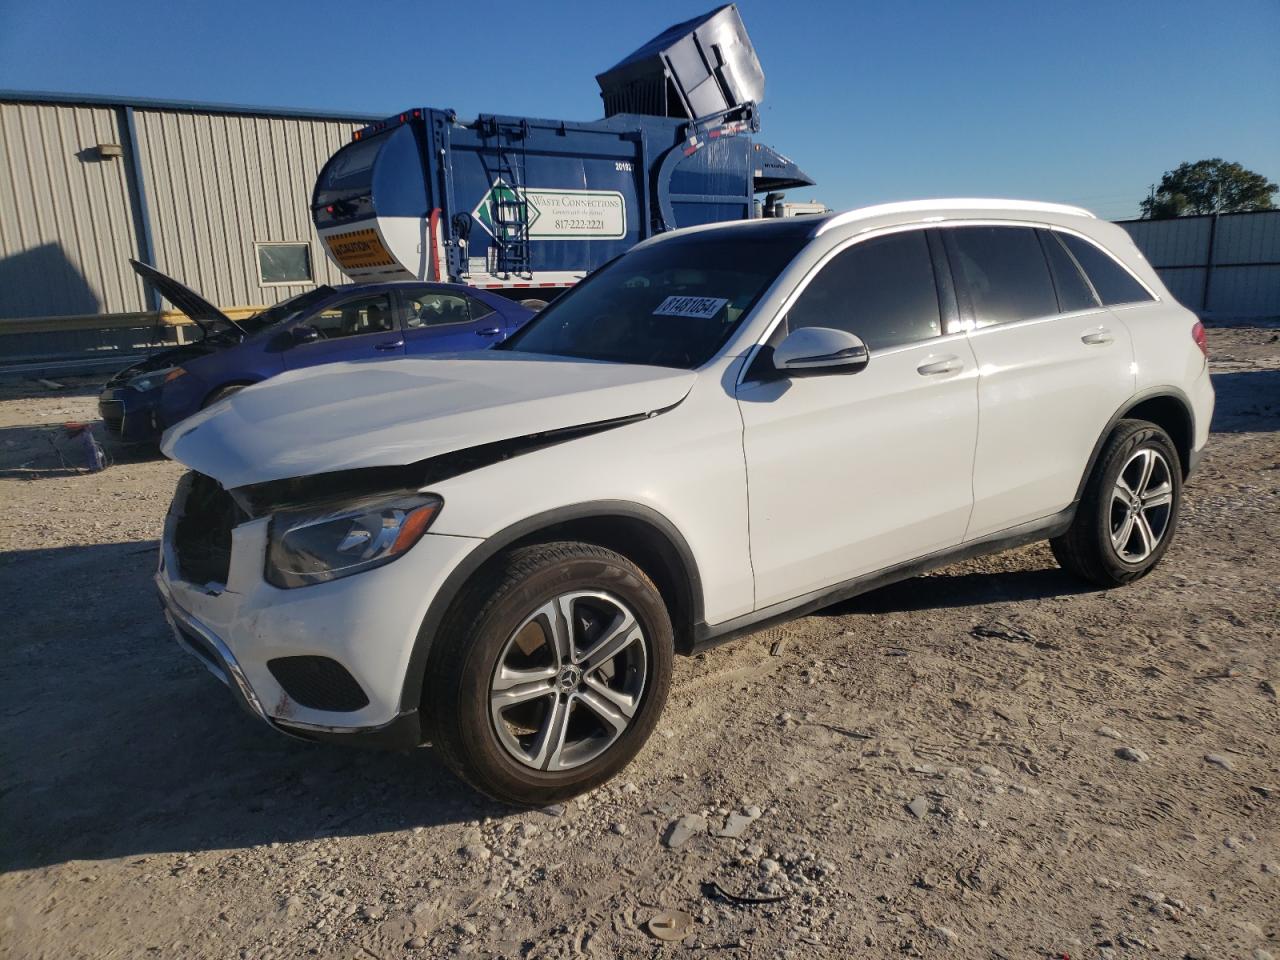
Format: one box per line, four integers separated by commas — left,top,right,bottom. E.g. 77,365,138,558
815,198,1096,236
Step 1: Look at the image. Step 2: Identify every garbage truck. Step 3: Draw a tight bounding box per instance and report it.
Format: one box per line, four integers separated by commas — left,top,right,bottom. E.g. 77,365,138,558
310,4,814,299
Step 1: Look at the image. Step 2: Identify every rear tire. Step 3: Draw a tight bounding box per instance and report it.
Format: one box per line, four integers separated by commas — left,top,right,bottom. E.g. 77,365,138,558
426,541,673,806
1051,419,1182,588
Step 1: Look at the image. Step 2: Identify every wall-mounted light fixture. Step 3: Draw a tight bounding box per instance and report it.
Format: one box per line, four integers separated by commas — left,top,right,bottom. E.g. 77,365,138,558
96,143,123,160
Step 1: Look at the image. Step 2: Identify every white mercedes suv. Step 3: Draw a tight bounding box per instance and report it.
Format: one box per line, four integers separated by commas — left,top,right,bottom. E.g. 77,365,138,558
157,199,1213,804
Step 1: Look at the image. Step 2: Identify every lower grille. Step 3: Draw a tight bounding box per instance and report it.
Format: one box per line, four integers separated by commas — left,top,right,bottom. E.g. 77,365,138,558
267,656,370,712
173,472,243,586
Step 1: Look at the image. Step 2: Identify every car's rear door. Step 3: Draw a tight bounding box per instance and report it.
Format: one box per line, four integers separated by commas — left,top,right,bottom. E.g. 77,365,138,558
736,228,980,609
282,290,404,370
400,287,507,355
944,224,1136,538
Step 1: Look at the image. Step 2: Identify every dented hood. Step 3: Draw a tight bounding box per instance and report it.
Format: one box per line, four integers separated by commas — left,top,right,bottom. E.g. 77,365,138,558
161,352,697,489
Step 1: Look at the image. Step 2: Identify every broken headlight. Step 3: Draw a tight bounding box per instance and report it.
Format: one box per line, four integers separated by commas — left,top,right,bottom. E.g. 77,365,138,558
265,493,442,588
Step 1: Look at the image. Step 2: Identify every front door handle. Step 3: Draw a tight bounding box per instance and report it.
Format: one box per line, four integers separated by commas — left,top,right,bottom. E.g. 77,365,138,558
375,339,405,351
476,327,502,337
1081,327,1114,345
917,356,963,376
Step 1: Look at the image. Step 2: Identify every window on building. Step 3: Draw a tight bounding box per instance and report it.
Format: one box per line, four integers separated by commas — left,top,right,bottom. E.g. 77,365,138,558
1056,233,1154,306
257,243,313,285
943,226,1059,327
784,230,942,350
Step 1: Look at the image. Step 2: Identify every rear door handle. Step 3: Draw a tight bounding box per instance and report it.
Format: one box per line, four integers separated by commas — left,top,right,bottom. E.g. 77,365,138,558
476,327,502,337
1081,327,1114,345
375,339,404,351
917,356,963,376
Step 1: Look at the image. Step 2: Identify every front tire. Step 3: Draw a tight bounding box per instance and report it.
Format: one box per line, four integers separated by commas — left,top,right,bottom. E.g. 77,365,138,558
1051,419,1182,587
426,542,673,806
202,383,247,408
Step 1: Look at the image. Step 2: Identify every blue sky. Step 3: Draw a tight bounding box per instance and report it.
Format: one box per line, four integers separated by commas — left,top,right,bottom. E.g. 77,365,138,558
1,0,1276,220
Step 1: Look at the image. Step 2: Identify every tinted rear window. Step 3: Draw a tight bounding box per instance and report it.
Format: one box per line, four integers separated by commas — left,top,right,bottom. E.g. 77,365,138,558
943,226,1058,327
1057,233,1154,306
1038,230,1099,313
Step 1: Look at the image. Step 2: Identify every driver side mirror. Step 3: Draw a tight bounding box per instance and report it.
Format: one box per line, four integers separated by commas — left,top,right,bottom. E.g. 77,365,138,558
290,324,321,345
773,327,869,375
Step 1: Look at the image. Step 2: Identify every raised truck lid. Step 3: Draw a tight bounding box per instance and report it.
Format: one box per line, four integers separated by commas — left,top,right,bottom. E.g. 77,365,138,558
596,4,765,119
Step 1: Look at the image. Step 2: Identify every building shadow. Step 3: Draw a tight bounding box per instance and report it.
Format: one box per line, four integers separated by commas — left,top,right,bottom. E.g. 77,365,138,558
0,539,505,873
0,243,100,320
1209,369,1280,434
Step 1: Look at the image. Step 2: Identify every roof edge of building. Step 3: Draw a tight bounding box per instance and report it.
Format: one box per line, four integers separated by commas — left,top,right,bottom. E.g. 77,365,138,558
0,88,382,123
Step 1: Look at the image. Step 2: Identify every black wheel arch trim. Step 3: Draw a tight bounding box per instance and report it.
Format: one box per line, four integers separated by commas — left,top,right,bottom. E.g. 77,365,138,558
398,500,705,716
1074,386,1197,503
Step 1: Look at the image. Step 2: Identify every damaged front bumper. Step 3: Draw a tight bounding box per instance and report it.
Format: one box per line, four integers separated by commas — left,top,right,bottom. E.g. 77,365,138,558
157,575,424,749
156,474,482,751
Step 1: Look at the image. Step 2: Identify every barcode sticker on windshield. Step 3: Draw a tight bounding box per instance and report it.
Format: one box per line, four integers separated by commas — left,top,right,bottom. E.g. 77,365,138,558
653,295,728,319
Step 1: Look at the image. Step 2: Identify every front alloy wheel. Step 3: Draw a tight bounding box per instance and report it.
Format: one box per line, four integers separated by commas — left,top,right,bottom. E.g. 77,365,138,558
490,591,648,772
427,542,673,806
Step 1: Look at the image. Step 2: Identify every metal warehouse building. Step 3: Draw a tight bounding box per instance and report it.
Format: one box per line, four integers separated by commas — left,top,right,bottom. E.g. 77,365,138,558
0,91,377,370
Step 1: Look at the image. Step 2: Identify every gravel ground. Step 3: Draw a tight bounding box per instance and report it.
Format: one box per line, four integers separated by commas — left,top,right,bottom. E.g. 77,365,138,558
1,326,1277,960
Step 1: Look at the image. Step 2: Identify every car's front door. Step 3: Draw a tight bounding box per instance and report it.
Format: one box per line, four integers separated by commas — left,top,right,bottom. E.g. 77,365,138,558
400,288,506,354
283,291,403,370
941,225,1137,538
736,228,980,609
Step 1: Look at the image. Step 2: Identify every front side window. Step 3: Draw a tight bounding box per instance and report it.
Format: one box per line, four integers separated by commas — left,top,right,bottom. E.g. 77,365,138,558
1057,233,1154,306
784,230,941,350
502,227,808,368
404,290,493,328
307,293,395,340
944,226,1058,327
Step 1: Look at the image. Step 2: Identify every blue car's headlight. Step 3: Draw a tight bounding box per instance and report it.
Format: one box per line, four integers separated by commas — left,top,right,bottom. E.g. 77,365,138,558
128,366,187,393
265,493,442,589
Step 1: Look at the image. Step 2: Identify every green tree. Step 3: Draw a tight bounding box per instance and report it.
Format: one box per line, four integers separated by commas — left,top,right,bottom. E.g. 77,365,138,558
1141,159,1277,218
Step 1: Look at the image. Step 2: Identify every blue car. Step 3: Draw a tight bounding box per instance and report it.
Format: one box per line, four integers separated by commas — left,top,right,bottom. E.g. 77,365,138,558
99,260,535,443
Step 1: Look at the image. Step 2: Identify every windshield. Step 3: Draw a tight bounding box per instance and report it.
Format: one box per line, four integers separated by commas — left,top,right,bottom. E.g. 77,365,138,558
239,286,336,335
500,230,806,368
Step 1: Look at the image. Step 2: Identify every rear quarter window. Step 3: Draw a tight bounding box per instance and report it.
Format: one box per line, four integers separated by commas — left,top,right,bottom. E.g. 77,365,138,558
1057,233,1154,306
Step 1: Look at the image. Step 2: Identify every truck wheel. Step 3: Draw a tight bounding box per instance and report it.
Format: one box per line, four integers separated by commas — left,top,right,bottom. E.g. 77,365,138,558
426,542,673,806
1051,419,1182,588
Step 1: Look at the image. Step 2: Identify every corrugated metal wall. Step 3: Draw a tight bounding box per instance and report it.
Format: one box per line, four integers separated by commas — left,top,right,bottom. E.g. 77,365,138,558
1119,211,1280,318
132,109,356,308
0,101,146,318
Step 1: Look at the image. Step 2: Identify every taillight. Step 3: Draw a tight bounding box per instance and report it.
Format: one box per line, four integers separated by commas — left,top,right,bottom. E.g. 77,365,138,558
1192,320,1208,358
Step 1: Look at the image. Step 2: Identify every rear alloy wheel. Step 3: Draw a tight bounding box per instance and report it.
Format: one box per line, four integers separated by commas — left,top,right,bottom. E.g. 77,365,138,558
427,542,673,805
1108,447,1174,563
1051,419,1182,587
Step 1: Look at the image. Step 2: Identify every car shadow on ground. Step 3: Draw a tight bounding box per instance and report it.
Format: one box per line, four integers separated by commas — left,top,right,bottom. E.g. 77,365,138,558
0,540,507,873
820,565,1093,617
